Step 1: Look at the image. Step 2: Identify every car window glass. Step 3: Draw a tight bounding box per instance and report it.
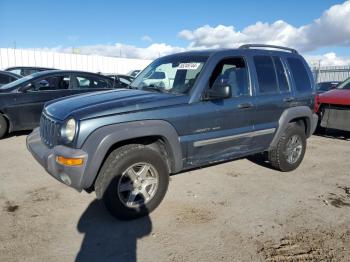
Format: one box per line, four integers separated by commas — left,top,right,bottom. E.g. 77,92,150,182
118,77,131,85
22,69,38,76
254,56,278,94
342,81,350,89
337,78,350,90
209,57,249,97
29,75,70,91
0,74,10,85
287,58,312,92
273,57,290,92
131,55,207,94
76,76,110,89
8,69,21,75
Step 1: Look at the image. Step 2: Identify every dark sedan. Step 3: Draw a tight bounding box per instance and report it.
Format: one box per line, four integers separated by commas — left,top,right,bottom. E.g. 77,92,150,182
0,71,22,87
0,70,123,138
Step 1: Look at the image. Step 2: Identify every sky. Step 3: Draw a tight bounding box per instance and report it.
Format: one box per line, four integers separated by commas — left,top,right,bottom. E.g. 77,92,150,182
1,0,350,66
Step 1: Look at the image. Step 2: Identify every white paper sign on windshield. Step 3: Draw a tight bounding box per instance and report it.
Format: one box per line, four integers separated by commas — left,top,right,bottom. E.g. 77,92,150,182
178,63,200,70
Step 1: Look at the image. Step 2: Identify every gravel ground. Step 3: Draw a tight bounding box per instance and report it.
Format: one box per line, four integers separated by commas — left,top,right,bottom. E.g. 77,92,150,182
1,131,350,262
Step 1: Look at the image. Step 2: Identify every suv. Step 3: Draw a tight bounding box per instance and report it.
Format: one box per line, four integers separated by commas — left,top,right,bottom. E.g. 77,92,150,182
27,45,318,220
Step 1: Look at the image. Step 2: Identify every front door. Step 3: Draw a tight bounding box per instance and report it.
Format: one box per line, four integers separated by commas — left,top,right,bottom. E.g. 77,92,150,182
185,57,256,166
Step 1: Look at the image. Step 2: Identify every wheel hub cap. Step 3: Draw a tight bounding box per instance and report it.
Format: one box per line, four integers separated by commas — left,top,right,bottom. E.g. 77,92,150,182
285,135,303,164
117,163,159,208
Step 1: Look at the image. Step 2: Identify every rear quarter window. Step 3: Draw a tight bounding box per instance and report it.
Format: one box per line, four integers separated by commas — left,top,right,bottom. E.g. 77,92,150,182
287,57,312,92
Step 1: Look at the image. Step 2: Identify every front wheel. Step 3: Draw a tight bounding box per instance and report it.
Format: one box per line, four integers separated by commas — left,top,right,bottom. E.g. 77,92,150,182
268,123,306,172
95,144,169,220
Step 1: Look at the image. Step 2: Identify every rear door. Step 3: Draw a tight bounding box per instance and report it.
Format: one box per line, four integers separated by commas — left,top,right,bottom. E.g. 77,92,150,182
186,57,256,165
251,55,294,150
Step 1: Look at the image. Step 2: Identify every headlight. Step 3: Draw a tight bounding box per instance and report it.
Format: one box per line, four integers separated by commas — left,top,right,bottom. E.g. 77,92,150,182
62,118,76,142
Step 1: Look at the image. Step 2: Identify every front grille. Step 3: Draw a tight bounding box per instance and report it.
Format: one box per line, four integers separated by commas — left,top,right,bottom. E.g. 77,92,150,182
40,113,61,148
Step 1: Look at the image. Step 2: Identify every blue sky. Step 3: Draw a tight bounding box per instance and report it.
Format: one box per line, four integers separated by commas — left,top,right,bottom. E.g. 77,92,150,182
1,0,349,65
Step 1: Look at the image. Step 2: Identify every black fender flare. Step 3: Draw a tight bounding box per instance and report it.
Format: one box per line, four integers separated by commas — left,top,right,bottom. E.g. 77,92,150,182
269,106,318,149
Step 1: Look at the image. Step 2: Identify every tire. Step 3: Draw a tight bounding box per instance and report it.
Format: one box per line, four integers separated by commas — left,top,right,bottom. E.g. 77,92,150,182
268,123,306,172
95,144,169,220
0,115,8,139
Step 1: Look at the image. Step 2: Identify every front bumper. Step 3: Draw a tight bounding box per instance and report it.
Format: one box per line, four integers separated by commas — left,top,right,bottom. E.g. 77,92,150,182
26,128,88,191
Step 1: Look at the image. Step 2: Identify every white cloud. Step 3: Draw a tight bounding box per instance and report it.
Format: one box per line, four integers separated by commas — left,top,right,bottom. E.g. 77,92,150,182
179,0,350,52
33,1,350,65
141,35,153,42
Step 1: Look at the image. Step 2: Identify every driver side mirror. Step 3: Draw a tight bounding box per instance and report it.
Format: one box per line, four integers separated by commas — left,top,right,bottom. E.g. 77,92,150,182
37,80,50,90
204,83,231,100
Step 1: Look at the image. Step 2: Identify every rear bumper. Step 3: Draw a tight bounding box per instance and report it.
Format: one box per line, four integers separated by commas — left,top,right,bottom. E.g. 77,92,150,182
320,107,350,132
26,128,88,191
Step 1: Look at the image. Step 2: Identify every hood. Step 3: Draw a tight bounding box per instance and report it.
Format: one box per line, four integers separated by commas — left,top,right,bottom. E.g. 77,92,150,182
318,89,350,106
45,89,188,120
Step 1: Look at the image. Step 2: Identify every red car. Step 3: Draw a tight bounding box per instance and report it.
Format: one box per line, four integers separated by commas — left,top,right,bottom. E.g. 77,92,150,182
315,78,350,132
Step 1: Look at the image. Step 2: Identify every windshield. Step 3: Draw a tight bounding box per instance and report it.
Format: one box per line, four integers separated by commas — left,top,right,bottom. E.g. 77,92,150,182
337,78,350,90
0,74,35,90
130,55,208,94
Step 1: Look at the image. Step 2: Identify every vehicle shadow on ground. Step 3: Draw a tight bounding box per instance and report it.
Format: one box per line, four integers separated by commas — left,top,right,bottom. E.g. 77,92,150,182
3,130,31,139
245,153,276,170
314,128,350,141
75,200,152,262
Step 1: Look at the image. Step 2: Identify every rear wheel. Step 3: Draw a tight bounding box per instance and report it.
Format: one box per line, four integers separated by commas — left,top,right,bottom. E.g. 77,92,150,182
0,115,8,139
95,144,169,220
268,123,306,172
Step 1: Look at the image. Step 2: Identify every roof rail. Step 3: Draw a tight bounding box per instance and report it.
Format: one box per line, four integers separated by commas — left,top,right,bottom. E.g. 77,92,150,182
239,44,298,54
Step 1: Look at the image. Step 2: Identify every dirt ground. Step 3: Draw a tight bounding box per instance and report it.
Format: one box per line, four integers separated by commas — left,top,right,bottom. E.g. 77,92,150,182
1,131,350,262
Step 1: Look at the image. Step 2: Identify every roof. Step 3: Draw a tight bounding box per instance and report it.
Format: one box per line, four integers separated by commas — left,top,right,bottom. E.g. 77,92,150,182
0,70,22,78
162,45,301,60
30,70,109,78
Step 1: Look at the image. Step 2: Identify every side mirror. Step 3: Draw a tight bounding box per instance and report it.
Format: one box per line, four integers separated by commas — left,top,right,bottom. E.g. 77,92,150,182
38,80,49,90
205,84,231,100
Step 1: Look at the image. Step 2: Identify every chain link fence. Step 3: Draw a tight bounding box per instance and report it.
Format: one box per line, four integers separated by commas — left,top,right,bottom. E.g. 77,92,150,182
311,66,350,83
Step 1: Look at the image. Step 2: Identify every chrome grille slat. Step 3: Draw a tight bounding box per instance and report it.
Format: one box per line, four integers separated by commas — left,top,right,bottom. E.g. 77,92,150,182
40,113,60,148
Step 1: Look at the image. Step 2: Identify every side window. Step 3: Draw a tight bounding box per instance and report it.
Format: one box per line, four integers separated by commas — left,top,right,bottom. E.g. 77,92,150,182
76,76,110,89
8,69,21,75
0,75,10,85
287,57,312,92
254,56,278,94
22,69,38,76
29,75,70,91
273,57,290,92
9,76,17,82
209,57,249,97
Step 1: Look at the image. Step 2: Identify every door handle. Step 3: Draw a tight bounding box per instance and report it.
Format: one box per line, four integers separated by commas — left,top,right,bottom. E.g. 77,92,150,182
283,97,295,102
238,102,253,109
